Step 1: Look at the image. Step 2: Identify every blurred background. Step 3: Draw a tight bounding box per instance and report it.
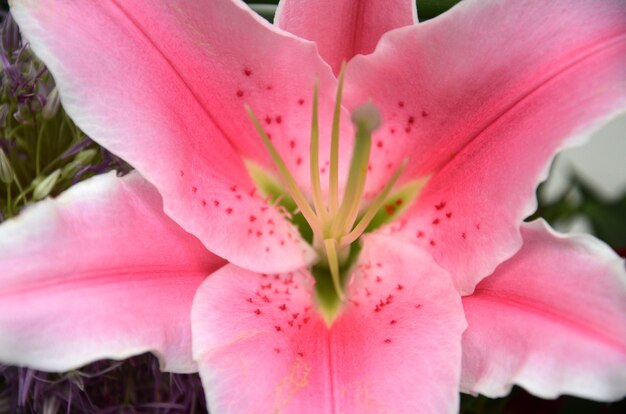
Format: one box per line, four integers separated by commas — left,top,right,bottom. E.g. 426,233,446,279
0,1,624,413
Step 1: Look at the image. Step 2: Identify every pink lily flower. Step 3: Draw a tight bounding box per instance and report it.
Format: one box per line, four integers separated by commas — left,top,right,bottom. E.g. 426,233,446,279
2,0,626,412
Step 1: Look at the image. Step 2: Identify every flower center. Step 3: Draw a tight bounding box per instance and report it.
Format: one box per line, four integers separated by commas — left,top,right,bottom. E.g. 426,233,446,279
246,66,421,322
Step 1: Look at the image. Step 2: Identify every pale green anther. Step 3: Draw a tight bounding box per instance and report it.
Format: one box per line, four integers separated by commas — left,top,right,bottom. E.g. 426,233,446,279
61,160,82,180
0,148,15,184
74,148,97,165
245,104,323,238
33,169,61,201
328,62,347,216
309,80,327,221
42,86,60,119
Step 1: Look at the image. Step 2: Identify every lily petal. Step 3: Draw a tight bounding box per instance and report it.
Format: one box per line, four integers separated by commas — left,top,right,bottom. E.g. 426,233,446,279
10,0,345,273
275,0,417,73
345,0,626,293
192,234,465,413
461,220,626,401
0,172,224,373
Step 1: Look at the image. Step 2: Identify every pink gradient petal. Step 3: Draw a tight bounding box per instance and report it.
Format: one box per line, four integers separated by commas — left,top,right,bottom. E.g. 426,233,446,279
10,0,353,273
0,172,224,373
461,220,626,401
275,0,417,73
345,0,626,293
192,234,465,413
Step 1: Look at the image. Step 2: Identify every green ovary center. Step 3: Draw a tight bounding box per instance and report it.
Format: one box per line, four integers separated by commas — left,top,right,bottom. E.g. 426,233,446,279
246,68,420,323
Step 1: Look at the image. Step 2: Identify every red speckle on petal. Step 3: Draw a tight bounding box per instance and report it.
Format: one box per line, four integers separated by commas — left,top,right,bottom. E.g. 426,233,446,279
446,212,453,219
266,85,273,91
225,208,233,214
376,140,383,149
192,186,197,193
416,231,424,238
265,116,272,124
398,101,405,108
432,218,440,225
376,276,382,283
435,202,446,210
462,232,467,240
244,68,252,77
254,309,261,315
415,304,422,309
396,284,404,291
390,128,396,135
298,98,305,105
279,304,287,311
256,231,263,237
385,205,396,215
421,110,429,118
297,352,304,358
289,140,296,149
230,185,238,192
236,90,244,97
390,319,397,325
249,215,257,222
476,223,481,230
201,200,207,207
274,325,282,332
408,116,415,124
274,348,281,354
213,200,220,207
296,157,303,166
179,170,185,177
429,240,436,246
276,115,282,124
405,126,411,134
384,339,392,344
